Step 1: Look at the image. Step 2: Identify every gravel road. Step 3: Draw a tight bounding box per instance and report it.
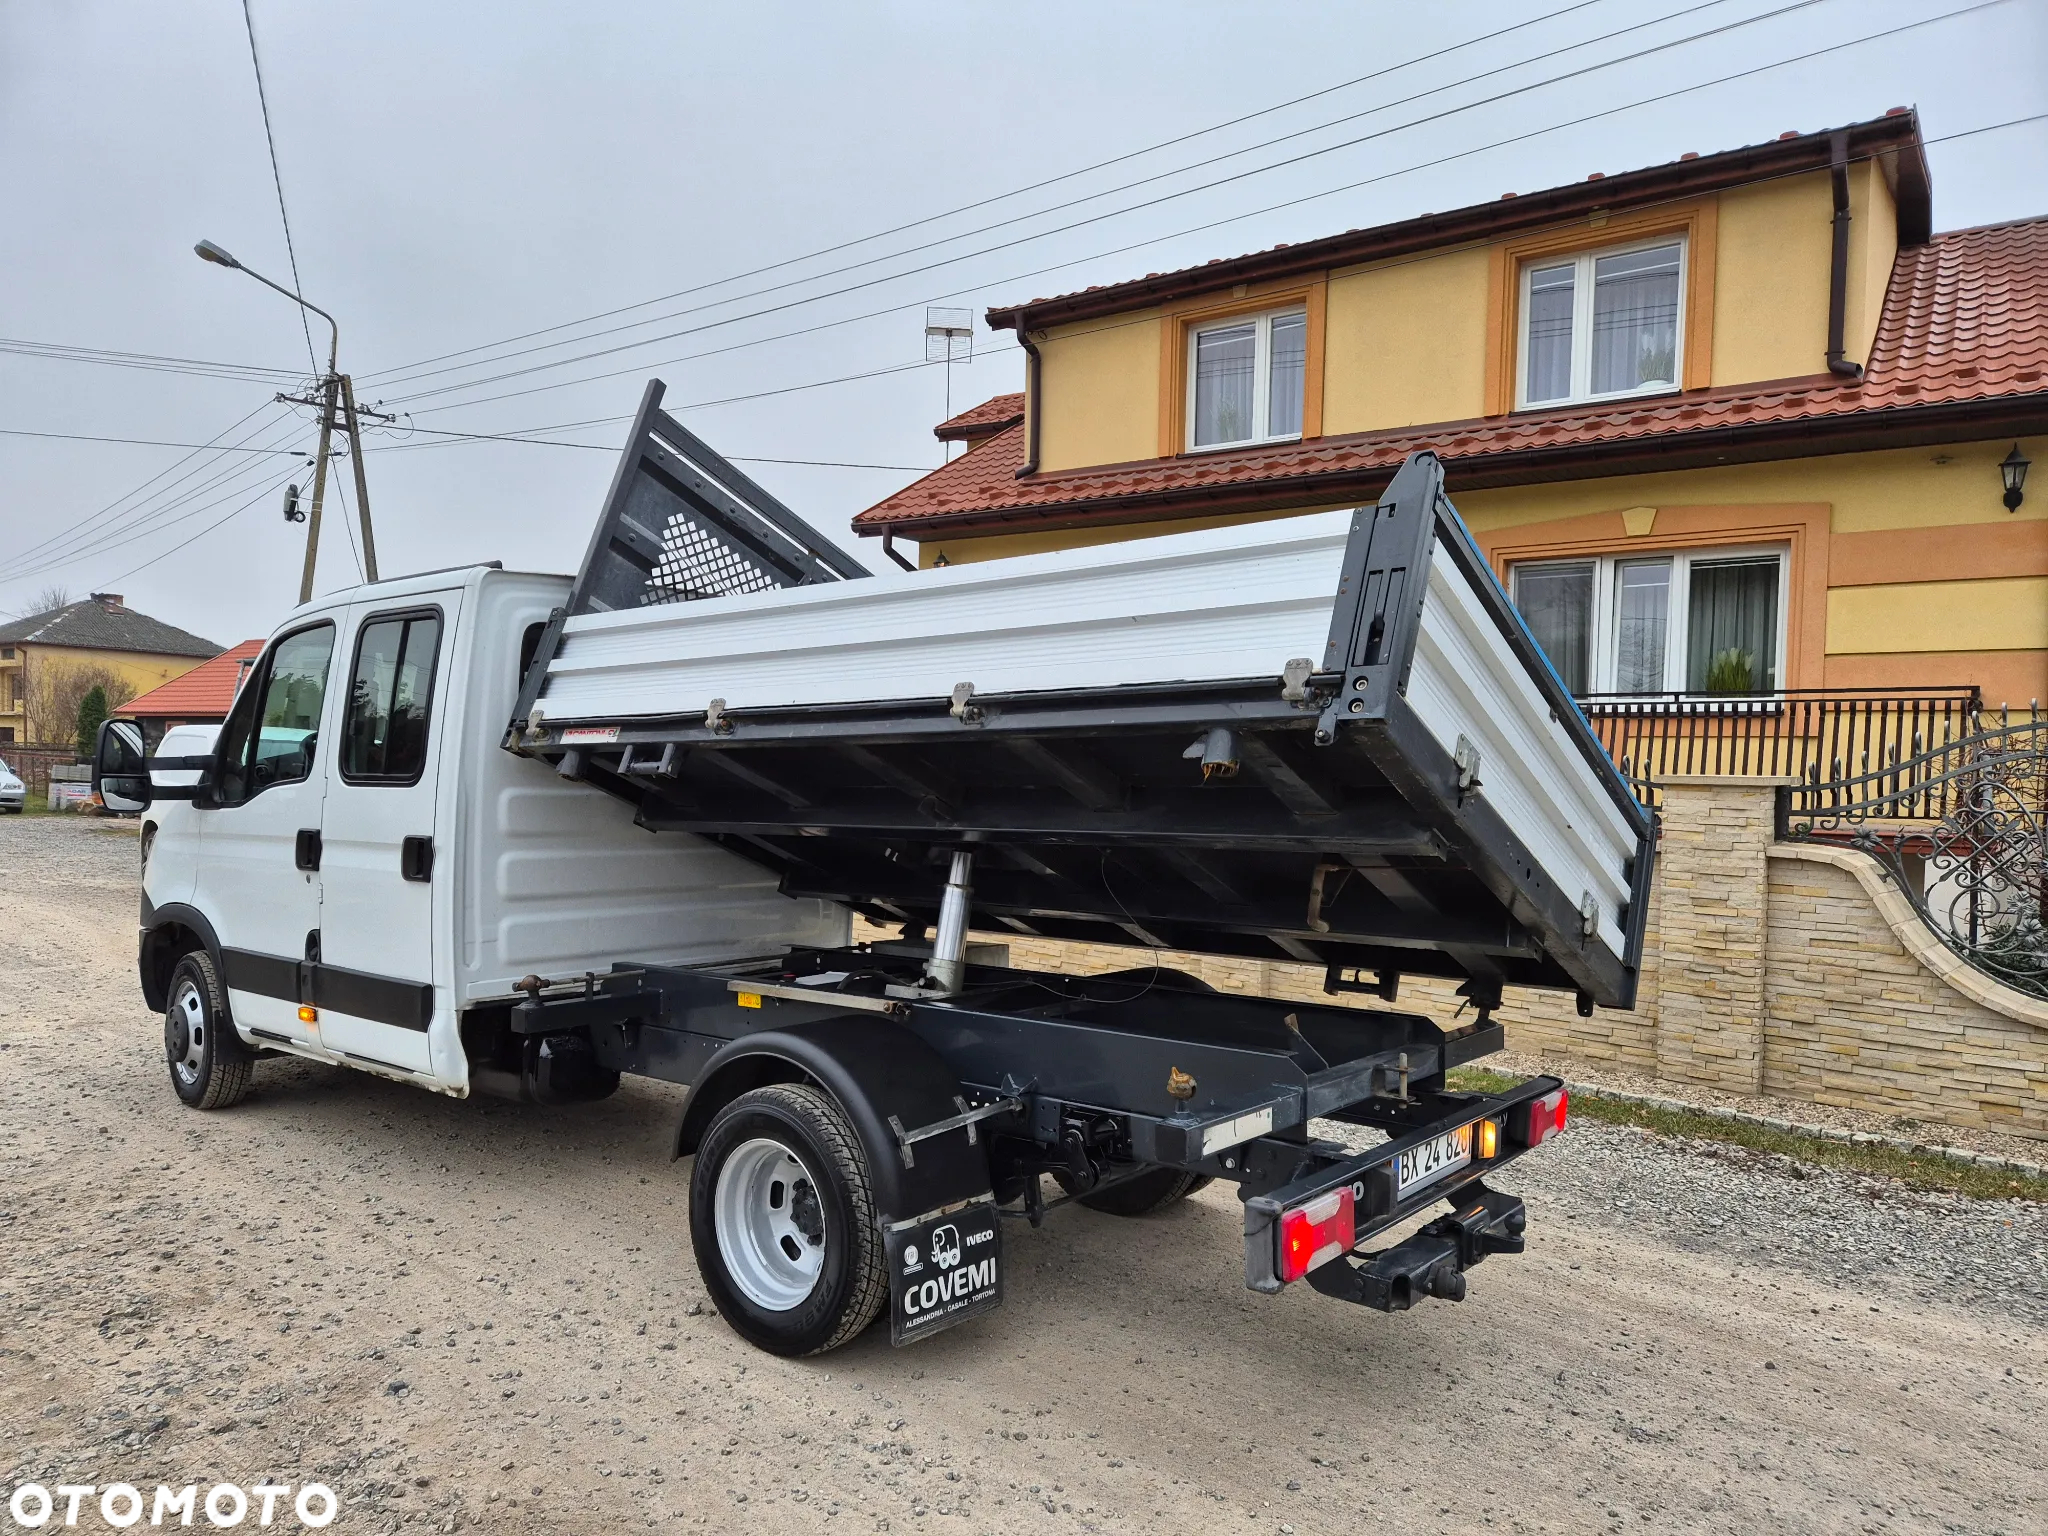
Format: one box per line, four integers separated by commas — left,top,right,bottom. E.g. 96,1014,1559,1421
3,815,2044,1535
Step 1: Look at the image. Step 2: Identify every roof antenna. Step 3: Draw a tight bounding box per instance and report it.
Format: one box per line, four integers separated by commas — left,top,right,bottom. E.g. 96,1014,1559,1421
924,306,973,463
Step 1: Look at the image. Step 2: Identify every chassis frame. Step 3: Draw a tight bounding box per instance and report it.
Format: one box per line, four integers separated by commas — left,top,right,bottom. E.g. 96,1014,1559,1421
468,943,1562,1320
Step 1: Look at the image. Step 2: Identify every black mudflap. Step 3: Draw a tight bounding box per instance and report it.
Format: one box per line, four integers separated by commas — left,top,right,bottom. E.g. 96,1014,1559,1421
885,1199,1003,1346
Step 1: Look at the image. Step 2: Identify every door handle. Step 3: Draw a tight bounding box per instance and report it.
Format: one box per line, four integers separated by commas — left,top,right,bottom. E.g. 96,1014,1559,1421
400,835,434,883
295,828,322,872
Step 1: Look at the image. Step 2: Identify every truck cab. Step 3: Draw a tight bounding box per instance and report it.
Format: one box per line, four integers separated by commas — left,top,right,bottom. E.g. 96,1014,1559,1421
116,564,843,1102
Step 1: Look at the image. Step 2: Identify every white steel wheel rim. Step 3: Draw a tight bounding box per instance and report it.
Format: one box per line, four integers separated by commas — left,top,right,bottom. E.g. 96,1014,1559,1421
169,979,207,1087
714,1136,827,1312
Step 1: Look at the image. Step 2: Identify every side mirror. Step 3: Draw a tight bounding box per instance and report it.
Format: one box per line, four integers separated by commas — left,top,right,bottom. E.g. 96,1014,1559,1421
94,719,151,813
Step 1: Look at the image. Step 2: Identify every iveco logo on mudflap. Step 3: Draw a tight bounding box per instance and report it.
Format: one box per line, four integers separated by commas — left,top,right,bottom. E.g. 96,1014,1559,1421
888,1204,1002,1345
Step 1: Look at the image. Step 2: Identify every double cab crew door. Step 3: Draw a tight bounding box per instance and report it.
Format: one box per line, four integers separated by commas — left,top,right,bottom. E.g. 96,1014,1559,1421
200,589,458,1074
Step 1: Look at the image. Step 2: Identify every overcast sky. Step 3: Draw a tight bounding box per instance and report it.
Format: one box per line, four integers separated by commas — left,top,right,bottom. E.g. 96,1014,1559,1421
3,0,2043,648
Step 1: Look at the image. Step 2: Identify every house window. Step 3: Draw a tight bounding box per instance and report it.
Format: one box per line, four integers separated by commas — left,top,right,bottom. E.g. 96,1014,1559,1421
1519,238,1684,409
1188,307,1307,449
1510,546,1786,695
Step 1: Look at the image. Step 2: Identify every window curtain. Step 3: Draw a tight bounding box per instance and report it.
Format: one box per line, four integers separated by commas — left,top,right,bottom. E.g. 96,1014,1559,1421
1524,264,1575,403
1686,558,1778,692
1612,559,1671,693
1591,244,1680,395
1192,323,1256,445
1514,562,1594,693
1266,313,1306,437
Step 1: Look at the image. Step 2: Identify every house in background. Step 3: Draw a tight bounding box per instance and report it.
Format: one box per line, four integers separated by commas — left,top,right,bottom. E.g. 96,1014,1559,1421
855,110,2046,778
114,639,264,751
0,594,222,747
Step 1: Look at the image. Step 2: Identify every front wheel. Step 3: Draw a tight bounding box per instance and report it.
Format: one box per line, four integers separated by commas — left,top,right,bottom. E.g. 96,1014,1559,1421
689,1083,887,1356
164,951,253,1110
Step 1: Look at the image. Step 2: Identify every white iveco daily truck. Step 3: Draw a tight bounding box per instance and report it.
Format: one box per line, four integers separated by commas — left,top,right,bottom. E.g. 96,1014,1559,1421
99,380,1649,1356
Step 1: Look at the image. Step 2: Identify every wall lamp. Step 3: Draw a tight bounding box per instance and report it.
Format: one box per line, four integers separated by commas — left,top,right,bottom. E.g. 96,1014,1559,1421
2000,443,2031,512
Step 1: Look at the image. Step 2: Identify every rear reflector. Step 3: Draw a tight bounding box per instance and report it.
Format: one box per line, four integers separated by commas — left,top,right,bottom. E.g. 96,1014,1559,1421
1278,1186,1356,1283
1523,1088,1569,1147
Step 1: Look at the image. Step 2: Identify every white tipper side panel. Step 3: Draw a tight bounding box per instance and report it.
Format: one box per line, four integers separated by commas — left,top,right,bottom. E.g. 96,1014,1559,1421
536,512,1355,718
1404,542,1638,956
454,571,847,1015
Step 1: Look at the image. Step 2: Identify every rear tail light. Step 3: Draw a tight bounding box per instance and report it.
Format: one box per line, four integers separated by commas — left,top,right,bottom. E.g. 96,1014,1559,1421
1522,1087,1568,1147
1278,1187,1355,1283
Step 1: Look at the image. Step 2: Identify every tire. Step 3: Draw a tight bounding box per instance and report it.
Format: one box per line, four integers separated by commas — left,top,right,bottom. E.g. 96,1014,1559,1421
689,1083,888,1357
164,951,254,1110
1077,1166,1213,1217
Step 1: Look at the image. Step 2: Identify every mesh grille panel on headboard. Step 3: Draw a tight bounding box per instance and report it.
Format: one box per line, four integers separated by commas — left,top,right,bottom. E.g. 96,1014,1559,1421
562,379,869,619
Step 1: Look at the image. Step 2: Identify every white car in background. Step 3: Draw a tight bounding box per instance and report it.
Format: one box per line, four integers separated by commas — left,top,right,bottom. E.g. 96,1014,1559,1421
0,757,24,813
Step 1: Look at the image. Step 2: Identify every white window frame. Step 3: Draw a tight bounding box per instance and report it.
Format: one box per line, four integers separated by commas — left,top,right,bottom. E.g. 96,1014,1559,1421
1515,234,1688,411
1510,543,1789,696
1185,305,1308,453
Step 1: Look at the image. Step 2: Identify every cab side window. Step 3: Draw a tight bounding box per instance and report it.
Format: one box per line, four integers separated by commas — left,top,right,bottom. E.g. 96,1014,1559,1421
341,611,442,784
213,624,336,806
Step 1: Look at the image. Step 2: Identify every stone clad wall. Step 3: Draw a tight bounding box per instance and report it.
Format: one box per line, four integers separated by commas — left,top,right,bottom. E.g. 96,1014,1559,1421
860,778,2047,1142
1763,845,2048,1138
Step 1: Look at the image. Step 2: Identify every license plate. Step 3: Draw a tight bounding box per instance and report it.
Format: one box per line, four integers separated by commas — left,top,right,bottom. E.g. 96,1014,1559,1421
1396,1122,1474,1197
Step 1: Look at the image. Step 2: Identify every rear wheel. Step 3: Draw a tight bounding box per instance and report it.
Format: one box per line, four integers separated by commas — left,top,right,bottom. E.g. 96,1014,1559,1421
164,951,253,1110
689,1083,887,1356
1076,1165,1212,1217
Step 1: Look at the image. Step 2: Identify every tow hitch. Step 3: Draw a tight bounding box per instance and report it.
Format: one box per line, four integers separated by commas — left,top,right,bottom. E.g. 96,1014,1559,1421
1305,1184,1526,1311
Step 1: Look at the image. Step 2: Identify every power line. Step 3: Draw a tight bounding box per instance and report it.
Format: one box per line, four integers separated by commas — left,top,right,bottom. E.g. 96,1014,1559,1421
0,427,301,453
0,337,302,383
384,0,1994,421
390,353,1005,430
397,1,2003,424
90,468,307,594
358,0,1621,386
241,0,319,377
378,0,1833,408
3,411,311,581
1,400,288,571
370,422,934,468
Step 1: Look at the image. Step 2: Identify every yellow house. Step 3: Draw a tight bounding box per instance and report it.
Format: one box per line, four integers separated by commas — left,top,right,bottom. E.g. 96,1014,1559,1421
0,593,220,747
855,111,2047,777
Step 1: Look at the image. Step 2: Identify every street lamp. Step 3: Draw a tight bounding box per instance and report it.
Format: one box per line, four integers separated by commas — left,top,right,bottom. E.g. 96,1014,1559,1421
194,240,338,378
2000,443,2031,512
194,238,373,599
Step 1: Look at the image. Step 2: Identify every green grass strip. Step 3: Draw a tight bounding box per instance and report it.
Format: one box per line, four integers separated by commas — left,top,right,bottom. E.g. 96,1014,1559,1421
1446,1065,2048,1204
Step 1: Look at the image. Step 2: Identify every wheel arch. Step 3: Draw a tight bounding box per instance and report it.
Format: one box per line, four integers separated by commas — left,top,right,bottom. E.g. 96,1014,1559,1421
140,900,226,1015
674,1017,992,1223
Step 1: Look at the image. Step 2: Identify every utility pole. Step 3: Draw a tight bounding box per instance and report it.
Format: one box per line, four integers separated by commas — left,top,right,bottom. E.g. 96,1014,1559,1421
339,374,380,581
300,375,338,605
194,240,387,603
274,376,393,602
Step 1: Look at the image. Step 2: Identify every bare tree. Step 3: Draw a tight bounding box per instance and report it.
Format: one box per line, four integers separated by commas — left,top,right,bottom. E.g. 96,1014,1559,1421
21,657,136,749
15,584,74,619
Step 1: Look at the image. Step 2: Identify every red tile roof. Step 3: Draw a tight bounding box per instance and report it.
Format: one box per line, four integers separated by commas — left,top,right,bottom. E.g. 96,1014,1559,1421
116,640,263,721
987,113,1929,332
856,217,2048,537
935,393,1025,442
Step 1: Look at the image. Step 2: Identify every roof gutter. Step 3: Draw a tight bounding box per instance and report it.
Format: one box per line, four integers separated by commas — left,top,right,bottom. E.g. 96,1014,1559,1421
1826,132,1865,382
1014,329,1042,478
